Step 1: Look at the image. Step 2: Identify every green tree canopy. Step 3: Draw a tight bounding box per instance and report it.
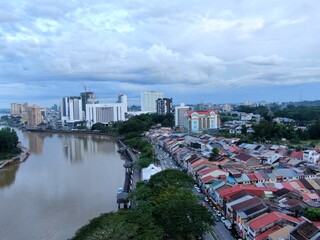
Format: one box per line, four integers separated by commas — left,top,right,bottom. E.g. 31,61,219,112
0,127,20,160
303,208,320,221
148,169,195,189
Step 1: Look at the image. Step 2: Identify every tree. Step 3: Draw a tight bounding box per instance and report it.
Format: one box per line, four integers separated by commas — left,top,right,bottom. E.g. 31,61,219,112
72,209,164,240
148,169,195,189
212,147,219,156
303,208,320,221
0,127,20,160
241,125,248,136
153,198,214,239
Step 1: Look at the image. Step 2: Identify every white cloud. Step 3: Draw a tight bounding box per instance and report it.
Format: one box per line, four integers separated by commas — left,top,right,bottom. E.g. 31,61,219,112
0,0,320,107
244,55,284,65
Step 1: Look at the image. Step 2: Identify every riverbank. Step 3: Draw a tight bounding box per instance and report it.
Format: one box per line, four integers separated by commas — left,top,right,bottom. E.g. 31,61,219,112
26,128,121,138
117,140,141,209
0,143,30,169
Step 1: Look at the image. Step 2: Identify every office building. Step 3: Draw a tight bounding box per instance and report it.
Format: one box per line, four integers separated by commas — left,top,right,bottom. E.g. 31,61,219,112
86,103,125,128
156,98,172,115
80,92,95,113
26,105,42,129
141,91,163,112
175,103,190,126
184,110,219,133
61,96,83,126
117,94,128,113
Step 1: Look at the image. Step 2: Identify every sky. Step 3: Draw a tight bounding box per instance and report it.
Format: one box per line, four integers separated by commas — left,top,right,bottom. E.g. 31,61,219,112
1,0,320,108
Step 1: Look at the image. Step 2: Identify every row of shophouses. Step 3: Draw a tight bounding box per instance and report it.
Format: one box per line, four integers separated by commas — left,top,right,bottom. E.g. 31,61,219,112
146,128,320,240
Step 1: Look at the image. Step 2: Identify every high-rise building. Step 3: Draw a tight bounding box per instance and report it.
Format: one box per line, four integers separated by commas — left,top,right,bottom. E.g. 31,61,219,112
80,92,95,113
61,96,83,126
184,110,219,133
156,98,172,115
141,91,163,112
11,103,28,117
86,103,125,128
117,94,128,113
26,105,42,129
222,104,232,112
175,103,190,126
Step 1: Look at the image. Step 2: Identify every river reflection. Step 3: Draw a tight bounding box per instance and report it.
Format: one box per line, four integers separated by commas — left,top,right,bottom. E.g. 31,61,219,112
0,130,125,240
0,164,19,188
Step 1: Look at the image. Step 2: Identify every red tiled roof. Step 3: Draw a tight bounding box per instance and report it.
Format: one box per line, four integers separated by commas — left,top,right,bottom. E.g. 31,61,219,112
249,212,300,231
231,197,261,211
246,173,258,181
255,225,282,240
254,172,264,180
313,221,320,227
229,146,239,153
199,168,218,176
234,153,254,162
220,175,227,180
192,159,217,169
281,181,294,191
219,185,278,198
202,175,216,183
290,151,303,159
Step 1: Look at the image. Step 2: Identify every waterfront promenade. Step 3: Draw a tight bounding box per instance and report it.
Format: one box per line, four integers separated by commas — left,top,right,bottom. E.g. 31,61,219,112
117,140,141,208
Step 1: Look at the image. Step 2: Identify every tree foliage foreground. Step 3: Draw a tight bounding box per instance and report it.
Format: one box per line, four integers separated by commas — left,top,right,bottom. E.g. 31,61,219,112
72,169,214,240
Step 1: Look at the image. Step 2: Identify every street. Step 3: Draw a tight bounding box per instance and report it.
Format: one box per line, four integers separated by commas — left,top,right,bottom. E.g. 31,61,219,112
152,143,236,240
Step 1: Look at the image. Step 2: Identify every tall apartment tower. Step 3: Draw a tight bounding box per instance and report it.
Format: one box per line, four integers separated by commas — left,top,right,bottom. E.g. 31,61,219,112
141,91,163,112
175,103,190,126
61,96,83,125
156,98,173,115
80,92,95,113
26,105,42,129
117,94,128,113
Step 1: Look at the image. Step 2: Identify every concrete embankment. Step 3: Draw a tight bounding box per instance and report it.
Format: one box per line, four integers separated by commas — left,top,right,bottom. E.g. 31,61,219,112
117,140,141,208
0,143,30,169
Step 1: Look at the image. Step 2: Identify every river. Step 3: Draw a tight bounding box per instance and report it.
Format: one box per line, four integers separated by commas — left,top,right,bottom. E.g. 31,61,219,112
0,129,125,240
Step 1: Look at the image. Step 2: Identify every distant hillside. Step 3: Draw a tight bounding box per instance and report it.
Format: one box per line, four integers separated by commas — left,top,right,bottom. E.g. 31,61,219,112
285,100,320,107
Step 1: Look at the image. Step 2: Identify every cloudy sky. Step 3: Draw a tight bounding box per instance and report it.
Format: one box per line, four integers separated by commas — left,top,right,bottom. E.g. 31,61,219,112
1,0,320,108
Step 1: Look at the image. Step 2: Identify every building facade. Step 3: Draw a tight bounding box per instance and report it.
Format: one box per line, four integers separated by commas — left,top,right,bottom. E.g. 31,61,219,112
184,110,219,133
86,103,125,128
141,91,163,112
175,103,190,127
156,98,172,115
117,94,128,113
61,96,83,126
80,92,95,113
26,105,42,129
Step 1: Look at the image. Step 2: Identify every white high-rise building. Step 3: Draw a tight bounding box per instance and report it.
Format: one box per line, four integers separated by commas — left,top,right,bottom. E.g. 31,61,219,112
61,96,83,126
141,91,163,112
175,103,190,126
86,103,125,128
117,94,128,113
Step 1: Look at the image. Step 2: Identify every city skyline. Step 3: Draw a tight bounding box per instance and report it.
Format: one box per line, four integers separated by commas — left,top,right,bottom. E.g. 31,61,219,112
1,1,320,108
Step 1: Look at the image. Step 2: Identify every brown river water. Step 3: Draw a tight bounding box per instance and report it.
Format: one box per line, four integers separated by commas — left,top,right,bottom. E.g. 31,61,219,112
0,129,125,240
